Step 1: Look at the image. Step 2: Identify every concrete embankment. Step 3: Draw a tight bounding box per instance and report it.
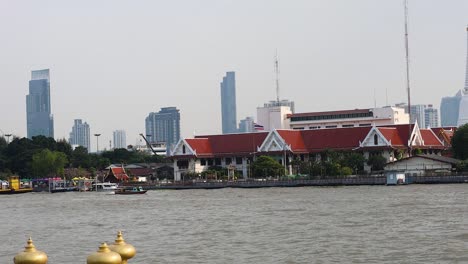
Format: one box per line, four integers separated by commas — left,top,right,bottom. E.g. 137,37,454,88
124,175,468,190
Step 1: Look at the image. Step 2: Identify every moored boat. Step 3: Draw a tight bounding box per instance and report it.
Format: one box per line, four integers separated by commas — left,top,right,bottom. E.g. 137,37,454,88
0,176,33,195
114,186,147,195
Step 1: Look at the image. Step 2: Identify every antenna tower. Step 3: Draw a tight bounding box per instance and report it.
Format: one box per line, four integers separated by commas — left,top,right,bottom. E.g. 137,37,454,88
404,0,411,120
275,51,280,103
404,0,413,154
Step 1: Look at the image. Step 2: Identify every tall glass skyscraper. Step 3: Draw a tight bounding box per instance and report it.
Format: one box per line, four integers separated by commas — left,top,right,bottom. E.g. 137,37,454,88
113,130,127,149
424,105,439,128
69,119,91,152
220,72,237,134
440,91,462,127
145,107,180,153
26,69,54,139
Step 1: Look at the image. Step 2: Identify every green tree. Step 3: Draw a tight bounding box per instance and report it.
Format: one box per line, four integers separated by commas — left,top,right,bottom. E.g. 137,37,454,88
367,155,387,171
342,152,366,174
71,146,91,168
32,149,68,178
250,156,284,178
452,123,468,160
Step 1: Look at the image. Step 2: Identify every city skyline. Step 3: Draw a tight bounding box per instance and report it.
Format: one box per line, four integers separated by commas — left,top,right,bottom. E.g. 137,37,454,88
1,1,468,151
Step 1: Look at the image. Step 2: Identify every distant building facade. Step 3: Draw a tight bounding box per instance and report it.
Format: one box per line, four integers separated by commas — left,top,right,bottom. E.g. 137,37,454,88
145,107,180,153
69,119,90,152
113,130,127,149
26,69,54,139
220,71,237,134
440,91,463,127
263,99,295,114
287,107,409,130
239,117,255,133
257,104,292,131
424,104,439,128
410,104,426,128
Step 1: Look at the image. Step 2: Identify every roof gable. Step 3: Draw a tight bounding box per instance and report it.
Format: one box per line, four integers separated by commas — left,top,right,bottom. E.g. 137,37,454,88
419,129,444,148
259,130,291,152
172,139,197,156
361,127,392,148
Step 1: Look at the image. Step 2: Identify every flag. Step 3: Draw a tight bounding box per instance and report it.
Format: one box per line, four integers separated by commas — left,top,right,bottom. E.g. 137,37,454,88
254,123,264,131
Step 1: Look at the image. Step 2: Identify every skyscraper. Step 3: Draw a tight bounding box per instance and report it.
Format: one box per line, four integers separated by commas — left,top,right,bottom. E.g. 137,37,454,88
113,130,127,149
220,71,237,134
457,26,468,126
424,104,439,128
239,117,255,133
410,104,426,128
145,107,180,153
440,91,462,127
26,69,54,138
69,119,90,152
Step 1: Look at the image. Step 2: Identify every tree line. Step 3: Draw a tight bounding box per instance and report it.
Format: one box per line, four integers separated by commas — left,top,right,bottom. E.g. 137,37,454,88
0,135,163,179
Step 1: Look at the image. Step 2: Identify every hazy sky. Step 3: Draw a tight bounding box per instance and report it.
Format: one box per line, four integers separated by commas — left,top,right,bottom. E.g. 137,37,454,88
1,0,467,151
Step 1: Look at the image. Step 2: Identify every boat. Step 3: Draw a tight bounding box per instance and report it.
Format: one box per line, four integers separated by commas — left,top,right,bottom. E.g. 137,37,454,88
0,176,33,195
93,182,119,192
114,186,147,195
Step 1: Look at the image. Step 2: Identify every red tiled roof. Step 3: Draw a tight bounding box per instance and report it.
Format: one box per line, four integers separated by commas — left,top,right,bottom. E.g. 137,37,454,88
276,130,306,151
296,127,371,153
378,128,405,146
190,132,269,157
185,138,212,156
420,129,444,148
109,167,129,180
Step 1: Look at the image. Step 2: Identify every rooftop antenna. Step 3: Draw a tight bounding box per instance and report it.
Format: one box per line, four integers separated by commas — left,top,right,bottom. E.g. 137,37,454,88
404,0,411,119
404,0,413,154
275,50,280,103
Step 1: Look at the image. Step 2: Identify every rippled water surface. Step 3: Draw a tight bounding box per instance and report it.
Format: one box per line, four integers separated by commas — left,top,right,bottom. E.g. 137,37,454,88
2,185,468,263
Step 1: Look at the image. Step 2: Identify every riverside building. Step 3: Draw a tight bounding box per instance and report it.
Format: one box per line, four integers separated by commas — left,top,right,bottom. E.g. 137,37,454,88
171,124,448,181
287,106,409,130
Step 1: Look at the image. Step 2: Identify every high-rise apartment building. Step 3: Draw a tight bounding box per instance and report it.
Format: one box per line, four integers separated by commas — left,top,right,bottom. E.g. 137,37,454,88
424,105,439,128
220,71,237,134
440,91,462,127
113,130,127,149
410,104,426,128
239,117,255,133
145,107,180,153
69,119,90,152
26,69,54,138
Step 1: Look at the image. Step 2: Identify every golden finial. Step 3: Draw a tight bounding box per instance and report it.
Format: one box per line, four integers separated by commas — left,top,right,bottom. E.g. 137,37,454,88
14,237,48,264
108,231,136,264
86,243,122,264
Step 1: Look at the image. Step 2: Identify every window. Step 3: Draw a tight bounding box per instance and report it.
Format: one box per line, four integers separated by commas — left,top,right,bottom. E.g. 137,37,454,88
215,158,221,166
207,159,213,166
374,134,378,145
225,157,232,164
200,159,206,166
236,157,243,164
182,145,186,154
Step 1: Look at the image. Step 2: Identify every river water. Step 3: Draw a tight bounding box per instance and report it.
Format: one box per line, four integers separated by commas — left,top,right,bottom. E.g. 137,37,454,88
2,185,468,263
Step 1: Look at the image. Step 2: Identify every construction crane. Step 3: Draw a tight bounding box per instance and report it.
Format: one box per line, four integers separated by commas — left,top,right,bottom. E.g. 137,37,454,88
139,133,158,156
